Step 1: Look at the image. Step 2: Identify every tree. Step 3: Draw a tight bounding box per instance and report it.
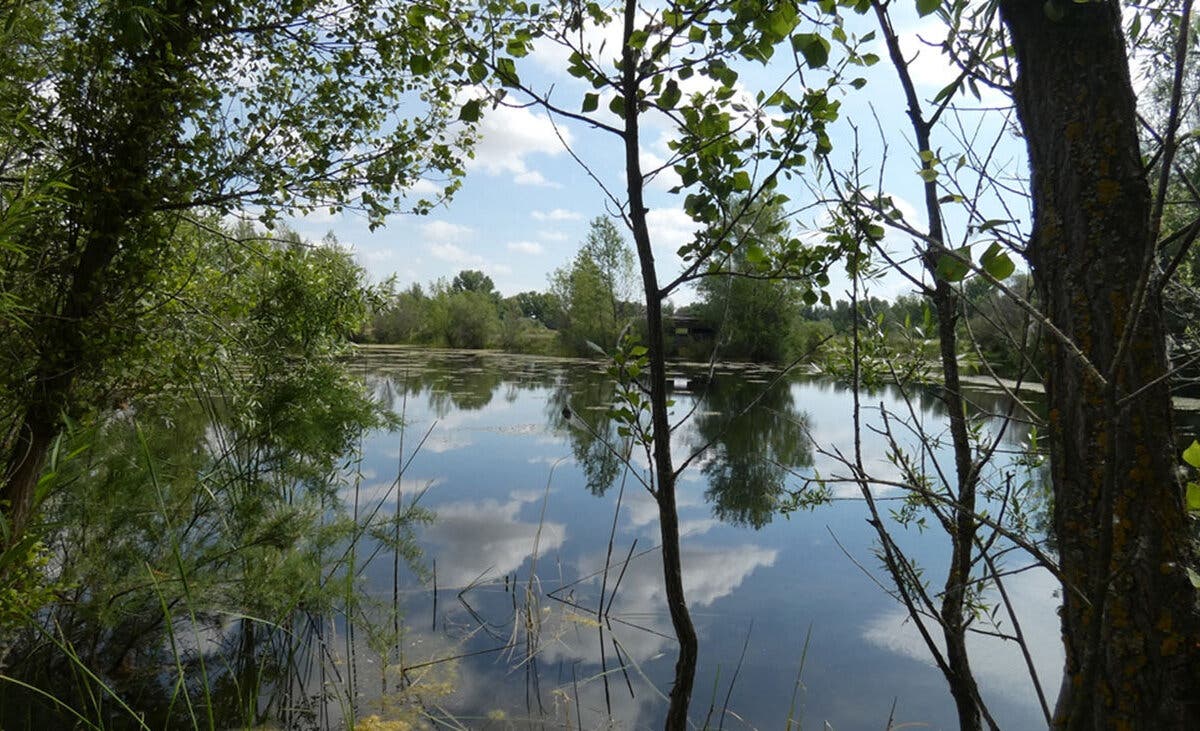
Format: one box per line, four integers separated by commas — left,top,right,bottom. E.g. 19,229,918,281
695,199,805,362
511,290,564,328
691,377,813,529
810,5,1028,726
581,215,637,332
998,1,1200,725
552,249,618,353
0,0,481,545
370,283,432,344
550,218,637,355
451,269,498,298
439,290,500,349
0,223,398,725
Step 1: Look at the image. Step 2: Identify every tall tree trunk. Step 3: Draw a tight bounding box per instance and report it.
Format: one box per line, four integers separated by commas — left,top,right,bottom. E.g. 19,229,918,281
0,413,56,543
999,2,1200,727
0,1,195,549
619,2,697,727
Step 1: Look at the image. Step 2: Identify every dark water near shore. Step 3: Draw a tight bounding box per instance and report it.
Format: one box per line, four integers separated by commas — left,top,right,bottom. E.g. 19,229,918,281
343,347,1061,730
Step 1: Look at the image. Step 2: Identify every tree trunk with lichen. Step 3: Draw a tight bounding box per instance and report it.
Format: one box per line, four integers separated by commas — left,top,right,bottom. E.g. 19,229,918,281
999,1,1200,728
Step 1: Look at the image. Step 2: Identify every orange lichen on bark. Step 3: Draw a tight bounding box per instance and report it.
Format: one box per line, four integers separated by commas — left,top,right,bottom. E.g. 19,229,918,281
1126,443,1152,484
1096,178,1121,207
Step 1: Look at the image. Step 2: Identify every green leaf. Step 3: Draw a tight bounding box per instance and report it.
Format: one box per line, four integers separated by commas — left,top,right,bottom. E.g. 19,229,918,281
581,93,599,113
978,218,1011,232
1188,567,1200,588
933,79,961,103
766,4,799,38
793,34,830,69
409,55,431,75
495,57,519,88
506,37,528,58
1187,482,1200,512
658,79,681,110
458,99,482,123
1184,440,1200,468
732,170,752,191
916,0,941,16
935,247,971,282
980,242,1015,280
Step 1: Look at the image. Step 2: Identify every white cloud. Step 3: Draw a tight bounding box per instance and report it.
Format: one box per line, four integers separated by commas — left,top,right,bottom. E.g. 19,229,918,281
421,220,473,243
513,169,559,187
508,241,544,255
538,230,569,242
429,242,484,267
529,13,625,79
423,430,475,453
527,455,574,466
897,30,956,91
531,541,779,668
295,206,340,225
532,208,582,222
893,24,1006,106
471,104,571,185
347,477,444,507
640,149,683,192
678,517,719,537
646,206,699,255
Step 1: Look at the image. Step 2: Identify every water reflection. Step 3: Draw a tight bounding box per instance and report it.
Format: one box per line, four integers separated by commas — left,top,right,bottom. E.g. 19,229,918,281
549,364,817,531
5,347,1072,729
361,348,565,417
347,350,1061,729
862,565,1062,711
689,376,813,529
420,491,567,589
547,372,624,496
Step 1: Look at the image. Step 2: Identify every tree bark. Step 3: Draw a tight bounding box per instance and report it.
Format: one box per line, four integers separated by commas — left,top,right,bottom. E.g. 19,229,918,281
619,2,697,728
0,0,196,548
999,2,1200,727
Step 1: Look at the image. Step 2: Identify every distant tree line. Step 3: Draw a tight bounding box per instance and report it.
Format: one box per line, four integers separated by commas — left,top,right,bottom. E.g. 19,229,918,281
363,212,1041,380
361,216,647,356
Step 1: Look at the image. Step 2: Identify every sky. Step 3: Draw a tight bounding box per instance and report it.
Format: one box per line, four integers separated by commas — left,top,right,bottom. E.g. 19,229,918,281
283,4,1022,307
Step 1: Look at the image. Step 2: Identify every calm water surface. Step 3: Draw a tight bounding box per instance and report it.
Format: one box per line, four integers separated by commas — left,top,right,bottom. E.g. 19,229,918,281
347,347,1061,730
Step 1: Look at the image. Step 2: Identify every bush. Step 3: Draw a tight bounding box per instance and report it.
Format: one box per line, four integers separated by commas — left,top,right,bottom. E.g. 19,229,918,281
442,290,499,349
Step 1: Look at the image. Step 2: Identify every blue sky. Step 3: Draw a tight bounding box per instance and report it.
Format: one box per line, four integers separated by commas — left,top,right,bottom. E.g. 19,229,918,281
284,5,1022,306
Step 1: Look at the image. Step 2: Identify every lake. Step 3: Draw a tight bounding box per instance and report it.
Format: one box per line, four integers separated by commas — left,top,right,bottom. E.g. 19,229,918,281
337,346,1061,730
